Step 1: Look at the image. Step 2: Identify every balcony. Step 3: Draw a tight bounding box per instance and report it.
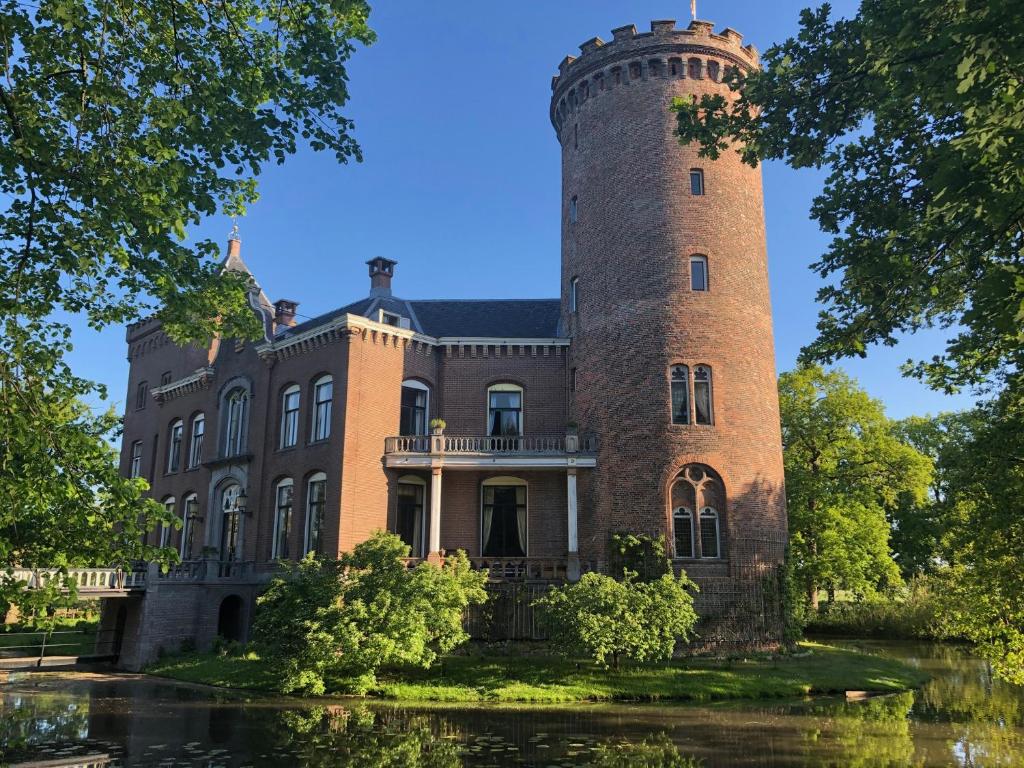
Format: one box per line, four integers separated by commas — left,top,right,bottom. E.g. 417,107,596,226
383,433,597,470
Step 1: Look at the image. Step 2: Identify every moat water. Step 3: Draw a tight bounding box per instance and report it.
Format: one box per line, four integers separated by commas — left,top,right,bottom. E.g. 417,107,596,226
2,641,1022,767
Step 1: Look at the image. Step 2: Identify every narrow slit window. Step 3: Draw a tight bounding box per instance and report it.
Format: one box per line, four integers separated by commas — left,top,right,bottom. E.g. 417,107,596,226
694,366,714,425
670,365,690,425
690,255,708,291
690,168,705,196
570,276,580,313
569,195,578,224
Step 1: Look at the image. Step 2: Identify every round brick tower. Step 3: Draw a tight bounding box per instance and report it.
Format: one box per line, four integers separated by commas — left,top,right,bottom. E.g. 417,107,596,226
552,19,787,629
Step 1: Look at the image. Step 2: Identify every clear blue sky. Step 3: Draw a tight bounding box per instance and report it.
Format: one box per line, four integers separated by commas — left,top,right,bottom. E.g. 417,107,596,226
67,0,975,420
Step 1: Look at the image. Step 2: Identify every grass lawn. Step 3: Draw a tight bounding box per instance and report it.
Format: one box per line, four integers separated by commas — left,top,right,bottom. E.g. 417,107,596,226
146,641,928,704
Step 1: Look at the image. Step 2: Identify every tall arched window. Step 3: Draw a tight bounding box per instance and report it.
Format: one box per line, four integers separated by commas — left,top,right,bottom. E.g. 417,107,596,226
223,388,249,457
694,366,714,425
188,414,205,468
396,475,426,557
570,276,580,314
670,365,690,425
673,507,694,558
700,507,720,559
481,477,527,557
219,484,242,561
400,380,429,436
136,381,148,410
312,375,333,442
159,497,175,548
166,420,183,473
129,440,143,478
280,384,300,448
487,383,523,437
304,472,327,556
181,493,199,559
272,478,294,560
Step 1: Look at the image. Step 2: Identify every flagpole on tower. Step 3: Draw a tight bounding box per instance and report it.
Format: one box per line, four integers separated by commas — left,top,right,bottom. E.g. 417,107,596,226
690,0,697,20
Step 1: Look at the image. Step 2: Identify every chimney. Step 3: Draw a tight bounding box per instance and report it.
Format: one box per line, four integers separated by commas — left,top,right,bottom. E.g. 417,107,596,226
367,257,398,297
227,223,241,261
274,299,298,327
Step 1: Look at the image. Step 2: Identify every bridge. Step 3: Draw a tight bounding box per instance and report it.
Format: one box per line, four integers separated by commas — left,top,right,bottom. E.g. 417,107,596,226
9,567,148,597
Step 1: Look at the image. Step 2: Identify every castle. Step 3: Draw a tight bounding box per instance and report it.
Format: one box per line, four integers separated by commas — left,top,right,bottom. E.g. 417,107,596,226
101,19,788,668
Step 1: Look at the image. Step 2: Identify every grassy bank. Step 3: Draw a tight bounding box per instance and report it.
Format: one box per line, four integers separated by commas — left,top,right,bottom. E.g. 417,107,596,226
146,641,928,704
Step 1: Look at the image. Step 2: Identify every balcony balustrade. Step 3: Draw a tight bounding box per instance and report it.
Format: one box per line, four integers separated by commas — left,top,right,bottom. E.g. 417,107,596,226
384,433,597,456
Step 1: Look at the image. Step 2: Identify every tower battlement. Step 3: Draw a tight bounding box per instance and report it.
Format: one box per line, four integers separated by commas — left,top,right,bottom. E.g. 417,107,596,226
550,19,758,135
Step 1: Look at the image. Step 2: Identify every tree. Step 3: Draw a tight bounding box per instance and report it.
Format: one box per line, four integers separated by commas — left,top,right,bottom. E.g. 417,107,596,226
253,532,488,695
0,0,374,596
672,0,1024,396
779,365,932,608
533,571,698,669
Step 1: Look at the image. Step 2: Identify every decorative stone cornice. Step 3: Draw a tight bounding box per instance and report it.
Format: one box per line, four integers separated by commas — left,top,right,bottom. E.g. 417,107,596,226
151,367,215,405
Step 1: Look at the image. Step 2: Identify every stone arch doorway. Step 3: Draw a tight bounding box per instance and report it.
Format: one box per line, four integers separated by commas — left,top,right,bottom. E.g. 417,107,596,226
216,595,245,642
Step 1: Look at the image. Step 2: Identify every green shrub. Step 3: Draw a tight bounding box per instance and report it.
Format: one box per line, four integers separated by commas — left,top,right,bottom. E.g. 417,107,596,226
608,532,672,582
253,531,488,695
534,571,698,669
806,578,941,639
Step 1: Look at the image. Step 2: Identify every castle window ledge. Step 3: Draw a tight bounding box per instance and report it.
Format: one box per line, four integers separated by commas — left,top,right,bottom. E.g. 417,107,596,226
384,434,597,470
203,453,254,469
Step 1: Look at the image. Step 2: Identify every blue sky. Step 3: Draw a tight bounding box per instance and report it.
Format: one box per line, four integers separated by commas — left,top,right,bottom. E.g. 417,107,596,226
67,0,974,419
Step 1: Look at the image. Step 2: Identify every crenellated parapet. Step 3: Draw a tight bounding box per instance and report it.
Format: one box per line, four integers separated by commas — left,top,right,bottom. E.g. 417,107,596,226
549,19,758,137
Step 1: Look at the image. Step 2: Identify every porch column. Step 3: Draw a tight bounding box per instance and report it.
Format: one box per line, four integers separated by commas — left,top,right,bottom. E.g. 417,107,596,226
567,467,580,581
427,465,443,563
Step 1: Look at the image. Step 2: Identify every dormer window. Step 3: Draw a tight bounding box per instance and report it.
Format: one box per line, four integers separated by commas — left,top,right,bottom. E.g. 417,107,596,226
382,312,400,326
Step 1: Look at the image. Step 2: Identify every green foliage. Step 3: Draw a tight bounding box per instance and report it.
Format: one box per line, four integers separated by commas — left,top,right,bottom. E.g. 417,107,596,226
608,532,671,582
806,579,942,640
0,0,373,610
587,735,701,768
779,365,932,606
671,0,1024,397
534,571,698,669
778,547,811,645
253,531,488,695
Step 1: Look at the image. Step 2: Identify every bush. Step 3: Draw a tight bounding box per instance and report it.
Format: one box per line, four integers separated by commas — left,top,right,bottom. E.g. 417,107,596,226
253,531,488,695
534,571,698,669
608,532,672,582
806,578,941,639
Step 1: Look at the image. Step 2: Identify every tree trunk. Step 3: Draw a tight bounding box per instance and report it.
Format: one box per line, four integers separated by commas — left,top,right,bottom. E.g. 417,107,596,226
827,585,836,605
808,581,819,611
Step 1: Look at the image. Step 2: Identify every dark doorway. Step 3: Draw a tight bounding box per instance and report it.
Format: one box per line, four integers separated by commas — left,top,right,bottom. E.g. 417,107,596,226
112,605,127,660
217,595,244,642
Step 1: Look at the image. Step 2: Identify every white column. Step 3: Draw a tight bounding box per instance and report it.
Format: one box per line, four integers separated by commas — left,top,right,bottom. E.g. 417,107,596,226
567,468,578,553
429,466,443,558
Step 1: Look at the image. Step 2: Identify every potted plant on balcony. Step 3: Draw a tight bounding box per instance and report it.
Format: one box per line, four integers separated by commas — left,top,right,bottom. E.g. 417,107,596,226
566,420,579,435
429,418,447,436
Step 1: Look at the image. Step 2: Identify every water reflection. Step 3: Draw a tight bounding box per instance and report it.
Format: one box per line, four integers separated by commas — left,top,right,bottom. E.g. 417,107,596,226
1,642,1021,767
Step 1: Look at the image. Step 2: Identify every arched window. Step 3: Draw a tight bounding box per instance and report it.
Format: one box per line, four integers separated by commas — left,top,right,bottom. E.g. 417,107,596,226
694,366,714,425
670,365,690,425
400,380,430,437
188,413,205,468
569,195,578,224
690,254,708,291
673,507,694,558
707,60,720,81
689,168,705,196
700,507,720,558
396,475,426,557
136,381,148,410
488,383,523,437
312,375,333,442
159,497,175,548
570,276,580,314
129,440,143,478
304,472,327,556
222,388,249,457
167,419,183,473
688,57,703,79
181,493,199,560
481,477,527,557
272,478,294,560
280,384,300,448
219,484,242,562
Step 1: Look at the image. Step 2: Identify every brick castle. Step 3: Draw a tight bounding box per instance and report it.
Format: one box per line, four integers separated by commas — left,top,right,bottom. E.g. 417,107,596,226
102,19,788,668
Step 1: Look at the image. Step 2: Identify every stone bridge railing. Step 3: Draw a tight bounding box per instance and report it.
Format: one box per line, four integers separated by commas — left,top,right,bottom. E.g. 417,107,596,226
9,567,147,593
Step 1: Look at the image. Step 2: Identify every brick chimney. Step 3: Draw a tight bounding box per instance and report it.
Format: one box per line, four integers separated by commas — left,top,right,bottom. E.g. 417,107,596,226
367,257,397,297
274,299,298,327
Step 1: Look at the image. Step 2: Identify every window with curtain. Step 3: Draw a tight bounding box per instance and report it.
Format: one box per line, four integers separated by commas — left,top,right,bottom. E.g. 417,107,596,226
400,381,429,436
160,497,175,548
223,388,249,456
272,479,294,560
312,376,333,441
673,507,694,558
219,484,241,562
129,441,143,478
694,366,714,425
488,385,523,437
670,365,690,425
690,255,708,291
481,482,527,557
280,385,300,448
700,507,720,558
305,473,327,556
188,414,204,468
167,420,183,473
396,480,425,556
181,494,198,560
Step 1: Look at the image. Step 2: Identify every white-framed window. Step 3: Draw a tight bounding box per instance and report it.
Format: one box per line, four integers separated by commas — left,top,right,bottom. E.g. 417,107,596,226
700,507,720,558
304,472,327,556
694,365,714,425
569,195,578,224
396,475,426,557
312,375,333,442
570,276,580,314
690,255,709,291
181,493,198,560
129,440,143,478
673,507,695,558
690,168,705,195
487,383,523,437
188,414,205,468
481,476,527,557
223,388,249,457
272,478,294,560
159,497,175,548
280,385,300,448
400,379,430,436
219,484,242,561
167,419,183,473
670,365,690,425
